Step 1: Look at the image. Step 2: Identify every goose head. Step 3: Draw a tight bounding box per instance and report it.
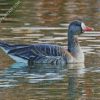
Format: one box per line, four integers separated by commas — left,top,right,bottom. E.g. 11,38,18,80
68,20,94,36
68,20,94,56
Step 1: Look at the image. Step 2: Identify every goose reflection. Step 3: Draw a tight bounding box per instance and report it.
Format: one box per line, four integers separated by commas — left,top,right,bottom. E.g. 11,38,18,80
67,63,93,100
0,62,93,100
27,64,67,83
1,62,67,86
29,63,86,100
1,63,84,84
67,63,85,100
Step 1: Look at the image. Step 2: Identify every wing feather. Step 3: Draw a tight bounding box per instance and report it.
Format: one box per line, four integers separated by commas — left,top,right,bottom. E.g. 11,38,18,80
8,44,71,63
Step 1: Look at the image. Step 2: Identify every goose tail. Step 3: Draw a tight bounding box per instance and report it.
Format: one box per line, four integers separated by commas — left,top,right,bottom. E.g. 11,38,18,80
0,41,11,52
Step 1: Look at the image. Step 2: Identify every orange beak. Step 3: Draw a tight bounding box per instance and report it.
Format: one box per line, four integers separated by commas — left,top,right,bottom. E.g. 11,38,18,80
83,26,94,31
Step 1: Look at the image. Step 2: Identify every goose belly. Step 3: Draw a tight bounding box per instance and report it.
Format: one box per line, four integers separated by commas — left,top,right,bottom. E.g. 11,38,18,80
73,51,84,63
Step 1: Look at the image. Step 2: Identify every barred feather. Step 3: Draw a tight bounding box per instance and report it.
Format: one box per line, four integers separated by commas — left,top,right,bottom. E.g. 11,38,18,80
0,43,70,64
28,56,66,65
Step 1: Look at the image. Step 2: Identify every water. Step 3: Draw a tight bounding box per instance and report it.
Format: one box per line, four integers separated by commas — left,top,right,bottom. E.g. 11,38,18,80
0,0,100,100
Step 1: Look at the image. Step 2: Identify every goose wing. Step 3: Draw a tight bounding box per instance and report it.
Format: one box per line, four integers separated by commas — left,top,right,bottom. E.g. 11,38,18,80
8,44,68,59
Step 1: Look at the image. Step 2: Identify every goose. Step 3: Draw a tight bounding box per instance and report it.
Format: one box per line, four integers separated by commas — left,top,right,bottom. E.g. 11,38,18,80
0,20,94,64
